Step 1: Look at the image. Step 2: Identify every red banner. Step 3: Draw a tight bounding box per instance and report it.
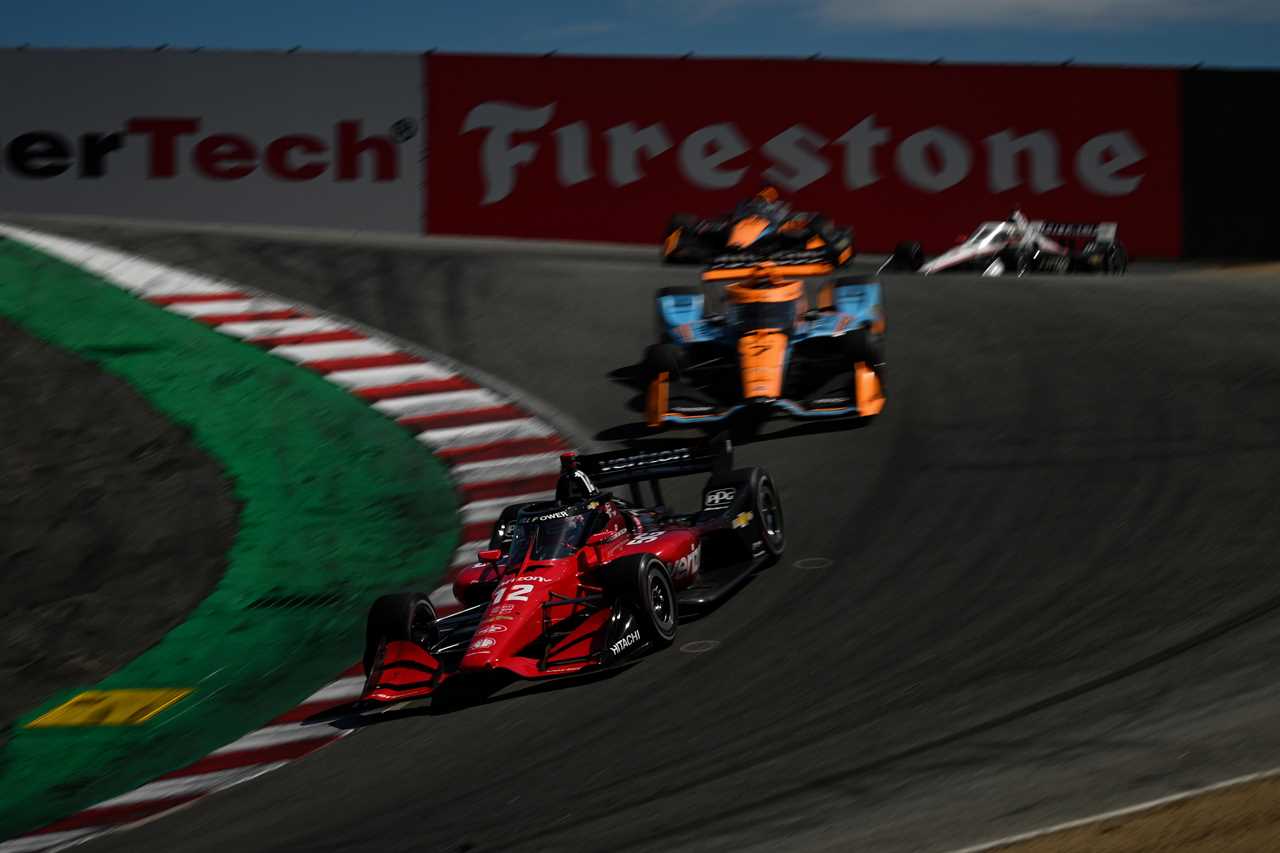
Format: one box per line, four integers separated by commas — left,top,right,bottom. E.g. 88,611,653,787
426,54,1182,256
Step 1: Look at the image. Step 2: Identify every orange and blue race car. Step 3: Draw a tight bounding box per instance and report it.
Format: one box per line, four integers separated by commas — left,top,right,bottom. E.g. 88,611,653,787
662,186,855,269
643,261,886,429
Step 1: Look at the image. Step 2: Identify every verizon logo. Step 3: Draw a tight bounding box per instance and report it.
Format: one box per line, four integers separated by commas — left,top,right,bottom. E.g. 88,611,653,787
463,101,1146,203
0,117,416,182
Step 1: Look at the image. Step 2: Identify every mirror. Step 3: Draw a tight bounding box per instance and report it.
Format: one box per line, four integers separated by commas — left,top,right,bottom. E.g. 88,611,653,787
477,548,502,563
586,530,613,546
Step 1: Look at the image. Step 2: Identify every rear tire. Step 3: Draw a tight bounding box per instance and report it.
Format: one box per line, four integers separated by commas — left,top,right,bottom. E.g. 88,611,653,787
892,241,925,272
644,342,687,381
1099,241,1129,274
363,592,437,676
602,555,677,646
752,471,785,561
1000,249,1032,277
663,214,701,263
703,466,785,564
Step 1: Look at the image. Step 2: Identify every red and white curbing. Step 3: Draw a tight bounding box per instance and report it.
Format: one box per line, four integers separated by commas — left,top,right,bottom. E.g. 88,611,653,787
0,224,577,852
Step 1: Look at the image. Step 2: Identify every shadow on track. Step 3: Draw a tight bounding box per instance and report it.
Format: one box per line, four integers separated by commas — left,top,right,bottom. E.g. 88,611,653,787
319,663,643,731
599,362,877,447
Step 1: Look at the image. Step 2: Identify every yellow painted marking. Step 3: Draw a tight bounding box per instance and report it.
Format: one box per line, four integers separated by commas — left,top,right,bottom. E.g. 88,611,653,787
25,688,192,728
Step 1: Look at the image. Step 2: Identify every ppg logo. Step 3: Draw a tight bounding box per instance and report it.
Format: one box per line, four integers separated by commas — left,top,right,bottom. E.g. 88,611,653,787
704,488,736,507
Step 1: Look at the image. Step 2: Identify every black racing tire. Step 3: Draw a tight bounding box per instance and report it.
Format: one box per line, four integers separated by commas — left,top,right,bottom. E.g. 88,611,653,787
840,326,872,363
892,241,925,272
831,226,856,262
663,214,702,263
1108,242,1129,274
703,466,785,563
602,554,677,646
363,591,437,676
1000,249,1032,277
752,470,785,561
644,342,687,381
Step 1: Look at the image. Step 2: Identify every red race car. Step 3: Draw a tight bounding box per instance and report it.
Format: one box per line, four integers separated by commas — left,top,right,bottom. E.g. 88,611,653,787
360,440,785,705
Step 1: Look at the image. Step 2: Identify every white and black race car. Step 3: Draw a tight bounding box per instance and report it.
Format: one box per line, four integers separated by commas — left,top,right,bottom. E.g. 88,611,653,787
887,211,1128,276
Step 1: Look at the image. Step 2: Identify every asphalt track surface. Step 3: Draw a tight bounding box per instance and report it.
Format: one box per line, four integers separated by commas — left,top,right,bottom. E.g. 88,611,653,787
19,219,1280,853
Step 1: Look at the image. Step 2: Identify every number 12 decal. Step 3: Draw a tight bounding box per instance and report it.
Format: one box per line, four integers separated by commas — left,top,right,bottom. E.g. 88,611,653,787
494,583,534,603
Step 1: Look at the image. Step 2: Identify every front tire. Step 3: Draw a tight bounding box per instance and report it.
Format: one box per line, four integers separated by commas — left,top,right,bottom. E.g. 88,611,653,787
603,555,677,647
363,592,437,677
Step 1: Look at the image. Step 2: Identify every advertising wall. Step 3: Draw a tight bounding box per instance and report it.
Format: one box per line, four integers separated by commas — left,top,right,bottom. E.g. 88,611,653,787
426,54,1183,256
2,50,1275,257
0,50,422,232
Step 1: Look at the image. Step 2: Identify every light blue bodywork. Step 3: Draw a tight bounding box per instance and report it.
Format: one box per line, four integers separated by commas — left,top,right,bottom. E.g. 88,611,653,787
653,278,884,424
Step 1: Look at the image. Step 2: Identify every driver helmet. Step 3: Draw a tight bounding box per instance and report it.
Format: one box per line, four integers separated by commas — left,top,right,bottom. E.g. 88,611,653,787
555,452,599,503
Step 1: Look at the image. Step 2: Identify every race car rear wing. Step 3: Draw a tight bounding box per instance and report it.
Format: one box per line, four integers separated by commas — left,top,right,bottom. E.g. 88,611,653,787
1032,221,1119,243
702,249,834,282
578,438,733,487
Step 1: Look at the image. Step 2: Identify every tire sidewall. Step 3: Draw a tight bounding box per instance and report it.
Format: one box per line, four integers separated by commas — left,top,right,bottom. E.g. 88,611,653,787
637,557,677,644
604,554,677,646
645,342,686,380
363,592,436,675
753,472,785,559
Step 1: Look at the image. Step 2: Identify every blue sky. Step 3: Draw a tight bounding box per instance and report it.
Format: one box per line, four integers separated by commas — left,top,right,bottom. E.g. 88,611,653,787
7,0,1280,68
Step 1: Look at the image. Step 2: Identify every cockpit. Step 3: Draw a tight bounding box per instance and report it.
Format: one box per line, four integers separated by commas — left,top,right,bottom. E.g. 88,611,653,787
733,196,790,222
723,279,805,334
506,501,609,564
966,223,1012,247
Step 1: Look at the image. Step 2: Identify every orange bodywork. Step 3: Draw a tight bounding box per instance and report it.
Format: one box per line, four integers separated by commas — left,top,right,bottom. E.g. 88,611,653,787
728,216,770,249
854,362,886,416
805,235,825,249
703,261,832,282
737,330,789,399
646,371,669,427
724,279,803,304
664,228,682,257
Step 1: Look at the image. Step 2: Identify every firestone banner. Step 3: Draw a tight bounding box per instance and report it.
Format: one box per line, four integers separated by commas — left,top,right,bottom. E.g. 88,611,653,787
426,54,1181,255
0,51,422,232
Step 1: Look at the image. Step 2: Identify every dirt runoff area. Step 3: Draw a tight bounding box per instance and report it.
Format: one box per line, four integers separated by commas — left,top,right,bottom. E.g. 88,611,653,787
0,317,235,739
988,773,1280,852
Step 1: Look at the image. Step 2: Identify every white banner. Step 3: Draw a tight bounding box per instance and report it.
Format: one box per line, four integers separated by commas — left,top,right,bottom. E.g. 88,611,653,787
0,50,422,232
